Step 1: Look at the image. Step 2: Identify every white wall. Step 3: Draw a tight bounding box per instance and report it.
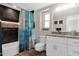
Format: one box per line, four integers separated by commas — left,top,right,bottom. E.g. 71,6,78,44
54,7,79,17
35,4,56,42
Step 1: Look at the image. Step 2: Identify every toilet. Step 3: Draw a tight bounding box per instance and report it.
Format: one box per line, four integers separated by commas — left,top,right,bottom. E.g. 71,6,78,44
35,36,46,52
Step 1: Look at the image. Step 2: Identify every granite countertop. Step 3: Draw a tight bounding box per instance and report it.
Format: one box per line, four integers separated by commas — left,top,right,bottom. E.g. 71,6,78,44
46,34,79,39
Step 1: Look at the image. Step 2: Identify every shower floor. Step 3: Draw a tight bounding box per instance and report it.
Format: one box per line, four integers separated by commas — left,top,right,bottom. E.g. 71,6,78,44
16,49,46,56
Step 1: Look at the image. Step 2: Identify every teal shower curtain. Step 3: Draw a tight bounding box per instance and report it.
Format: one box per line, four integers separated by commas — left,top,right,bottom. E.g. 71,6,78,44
29,11,36,49
19,9,29,52
19,9,35,52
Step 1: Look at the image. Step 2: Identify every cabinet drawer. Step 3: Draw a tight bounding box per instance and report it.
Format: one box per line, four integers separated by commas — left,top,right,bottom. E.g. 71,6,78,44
47,36,67,44
68,38,79,46
68,46,79,56
52,37,67,44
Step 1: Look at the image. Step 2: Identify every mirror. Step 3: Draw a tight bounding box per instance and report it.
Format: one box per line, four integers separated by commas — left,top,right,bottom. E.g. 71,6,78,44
66,15,79,32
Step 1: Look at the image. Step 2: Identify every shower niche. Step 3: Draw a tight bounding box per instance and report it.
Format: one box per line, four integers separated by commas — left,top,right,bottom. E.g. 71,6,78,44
2,28,18,44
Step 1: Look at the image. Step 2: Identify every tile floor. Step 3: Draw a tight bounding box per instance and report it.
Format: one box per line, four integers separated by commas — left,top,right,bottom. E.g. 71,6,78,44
16,49,46,56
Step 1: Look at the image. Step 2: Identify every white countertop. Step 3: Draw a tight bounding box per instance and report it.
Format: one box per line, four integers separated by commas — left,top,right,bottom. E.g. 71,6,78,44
47,34,79,39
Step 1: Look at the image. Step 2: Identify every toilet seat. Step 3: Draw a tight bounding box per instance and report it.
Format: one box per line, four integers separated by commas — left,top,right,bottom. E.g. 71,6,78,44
35,43,45,52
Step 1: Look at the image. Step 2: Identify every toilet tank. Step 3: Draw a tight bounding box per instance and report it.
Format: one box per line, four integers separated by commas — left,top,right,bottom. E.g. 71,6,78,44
39,36,46,43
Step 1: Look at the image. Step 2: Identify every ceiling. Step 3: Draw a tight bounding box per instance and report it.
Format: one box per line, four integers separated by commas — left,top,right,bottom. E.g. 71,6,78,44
0,3,53,11
14,3,53,11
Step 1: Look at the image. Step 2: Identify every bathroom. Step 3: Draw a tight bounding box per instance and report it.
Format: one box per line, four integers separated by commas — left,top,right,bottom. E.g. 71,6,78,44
0,3,79,56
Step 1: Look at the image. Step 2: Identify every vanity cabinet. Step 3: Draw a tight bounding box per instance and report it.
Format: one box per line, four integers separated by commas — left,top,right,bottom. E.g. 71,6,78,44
46,36,79,56
46,36,67,56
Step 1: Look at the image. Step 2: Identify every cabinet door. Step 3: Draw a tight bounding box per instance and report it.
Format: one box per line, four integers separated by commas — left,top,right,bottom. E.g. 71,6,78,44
46,36,56,56
46,41,67,56
46,40,56,56
68,38,79,46
52,43,67,56
68,45,79,56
